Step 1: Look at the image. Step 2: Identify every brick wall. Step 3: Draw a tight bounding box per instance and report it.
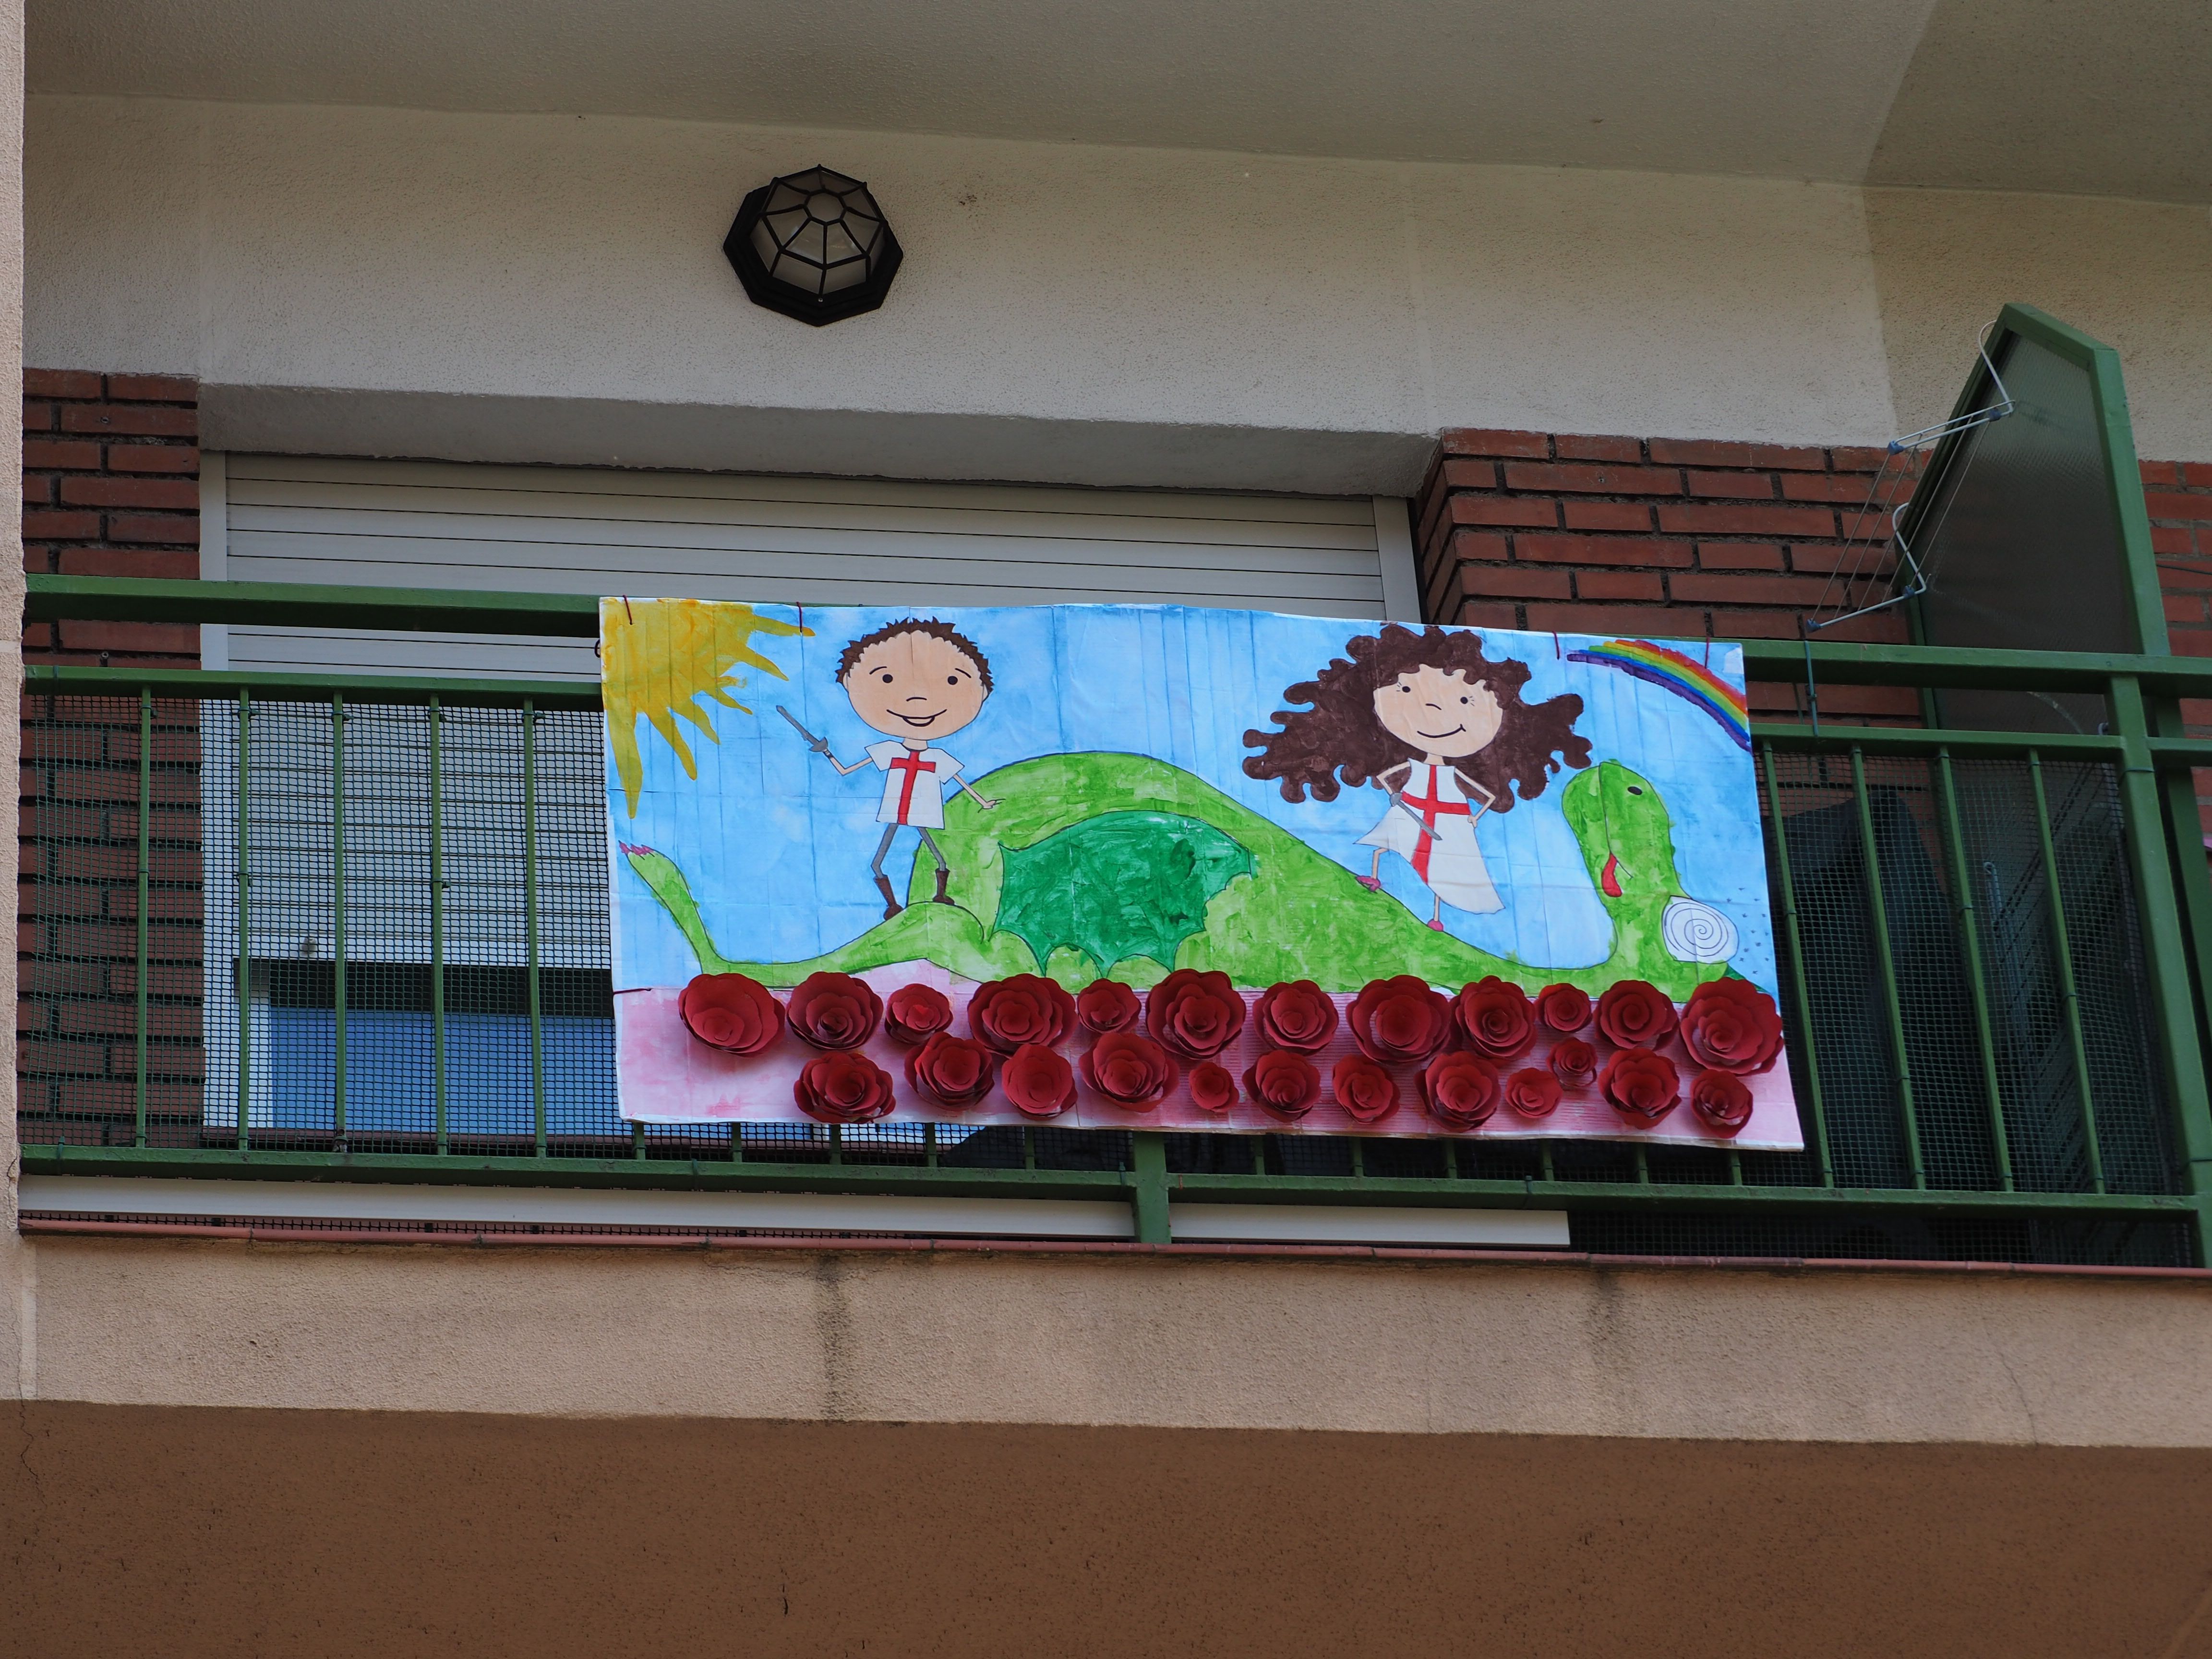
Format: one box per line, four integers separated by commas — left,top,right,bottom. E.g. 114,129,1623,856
19,370,204,1142
22,368,200,666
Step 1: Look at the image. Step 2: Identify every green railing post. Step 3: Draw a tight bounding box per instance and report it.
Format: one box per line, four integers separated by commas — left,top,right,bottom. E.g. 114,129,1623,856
2027,751,2105,1192
429,697,447,1154
1935,749,2013,1189
1761,745,1835,1185
133,688,150,1148
1131,1130,1171,1243
1850,746,1925,1188
524,700,545,1157
331,695,348,1149
2109,676,2212,1259
235,690,252,1151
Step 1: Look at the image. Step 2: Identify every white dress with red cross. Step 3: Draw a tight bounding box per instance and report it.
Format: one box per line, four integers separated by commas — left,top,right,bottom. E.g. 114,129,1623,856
1357,763,1502,914
865,741,963,829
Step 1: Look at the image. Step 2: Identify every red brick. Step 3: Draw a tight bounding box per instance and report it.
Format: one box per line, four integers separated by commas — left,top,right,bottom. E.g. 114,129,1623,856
22,439,100,470
1656,503,1838,537
1780,472,1893,504
104,373,197,403
54,620,200,654
20,621,51,648
2142,460,2184,487
1647,439,1756,468
1444,529,1511,566
1695,541,1787,571
2181,463,2212,488
16,1039,110,1076
57,548,199,580
1440,458,1500,490
1687,471,1778,500
1516,534,1695,569
1672,572,1832,605
22,509,99,540
1525,602,1679,637
22,400,54,432
2165,594,2208,625
1554,434,1642,464
1740,608,1905,644
2164,563,2212,590
1441,428,1550,460
1450,495,1558,529
60,476,200,510
23,368,102,399
22,472,53,505
1574,570,1665,601
1827,446,1891,471
1459,566,1572,601
2180,697,2212,725
105,514,201,545
2154,527,2200,556
106,444,200,475
1447,601,1520,628
1561,500,1654,532
2147,492,2212,523
1504,462,1684,496
2170,627,2212,659
61,404,196,437
1786,542,1894,577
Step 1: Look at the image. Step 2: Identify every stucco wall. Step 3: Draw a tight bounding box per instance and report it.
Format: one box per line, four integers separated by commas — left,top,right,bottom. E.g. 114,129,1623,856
25,96,1901,493
20,1238,2212,1447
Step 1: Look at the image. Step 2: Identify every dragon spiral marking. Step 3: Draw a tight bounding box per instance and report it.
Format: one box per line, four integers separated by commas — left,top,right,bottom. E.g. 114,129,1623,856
1662,897,1739,964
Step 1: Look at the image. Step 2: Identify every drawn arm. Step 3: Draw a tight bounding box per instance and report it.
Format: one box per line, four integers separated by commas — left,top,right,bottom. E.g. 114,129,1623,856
950,771,1000,811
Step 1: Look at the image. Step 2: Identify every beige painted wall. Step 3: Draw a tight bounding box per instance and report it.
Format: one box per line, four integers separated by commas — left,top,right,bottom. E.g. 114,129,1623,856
1867,186,2212,457
22,1238,2212,1446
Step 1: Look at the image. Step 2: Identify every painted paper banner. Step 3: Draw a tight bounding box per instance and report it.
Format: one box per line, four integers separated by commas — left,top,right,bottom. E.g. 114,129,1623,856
604,599,1803,1148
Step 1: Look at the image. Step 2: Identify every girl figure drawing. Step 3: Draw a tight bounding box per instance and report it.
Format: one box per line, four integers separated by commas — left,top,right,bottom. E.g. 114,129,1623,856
1244,624,1593,930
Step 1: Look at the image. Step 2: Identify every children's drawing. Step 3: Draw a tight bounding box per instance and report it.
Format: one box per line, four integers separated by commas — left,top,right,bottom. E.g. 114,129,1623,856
603,601,1801,1148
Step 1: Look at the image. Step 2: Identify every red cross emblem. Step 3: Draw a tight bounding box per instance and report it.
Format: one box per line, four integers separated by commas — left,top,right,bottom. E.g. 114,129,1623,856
887,750,938,823
1399,765,1472,883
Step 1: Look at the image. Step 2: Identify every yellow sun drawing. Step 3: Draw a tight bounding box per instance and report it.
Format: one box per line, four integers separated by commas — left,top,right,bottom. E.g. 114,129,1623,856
601,597,812,817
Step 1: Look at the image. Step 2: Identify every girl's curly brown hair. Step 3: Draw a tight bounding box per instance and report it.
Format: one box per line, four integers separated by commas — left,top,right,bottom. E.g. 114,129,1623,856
1243,625,1591,807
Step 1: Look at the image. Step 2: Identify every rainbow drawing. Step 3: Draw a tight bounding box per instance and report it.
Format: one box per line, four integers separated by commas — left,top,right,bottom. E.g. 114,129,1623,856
1565,639,1752,751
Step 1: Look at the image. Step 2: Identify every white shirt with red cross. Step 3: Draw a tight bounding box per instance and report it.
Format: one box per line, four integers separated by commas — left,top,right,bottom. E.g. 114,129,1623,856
865,742,964,829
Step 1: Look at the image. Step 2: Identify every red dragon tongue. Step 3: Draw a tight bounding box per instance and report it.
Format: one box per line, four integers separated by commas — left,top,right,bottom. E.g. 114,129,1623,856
1600,853,1623,899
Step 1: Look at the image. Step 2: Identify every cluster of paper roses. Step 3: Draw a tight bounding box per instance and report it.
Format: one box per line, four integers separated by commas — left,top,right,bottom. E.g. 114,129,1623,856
675,966,1783,1135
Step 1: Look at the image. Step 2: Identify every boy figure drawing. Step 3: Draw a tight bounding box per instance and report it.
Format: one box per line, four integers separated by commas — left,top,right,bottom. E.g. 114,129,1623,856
801,619,1000,918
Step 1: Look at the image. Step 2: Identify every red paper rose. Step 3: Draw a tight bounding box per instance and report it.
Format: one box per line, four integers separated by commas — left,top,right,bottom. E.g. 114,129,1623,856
1504,1067,1562,1118
677,973,783,1056
1600,1046,1681,1125
1244,1049,1321,1119
1689,1069,1754,1135
1419,1051,1500,1129
969,974,1078,1054
1330,1054,1399,1123
1145,969,1247,1060
1454,975,1538,1061
1534,983,1593,1034
1350,975,1454,1066
1001,1043,1077,1118
1080,1030,1177,1108
1678,979,1785,1076
883,982,953,1046
903,1031,996,1109
793,1051,896,1124
1189,1060,1238,1113
1076,978,1142,1035
1550,1037,1599,1090
1595,979,1679,1050
1253,980,1339,1054
786,971,883,1051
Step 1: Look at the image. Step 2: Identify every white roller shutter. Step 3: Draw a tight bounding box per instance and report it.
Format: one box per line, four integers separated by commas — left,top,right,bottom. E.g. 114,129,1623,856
205,454,1418,677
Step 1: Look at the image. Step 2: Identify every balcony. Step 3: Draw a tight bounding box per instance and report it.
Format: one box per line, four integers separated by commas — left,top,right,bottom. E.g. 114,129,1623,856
17,575,2212,1264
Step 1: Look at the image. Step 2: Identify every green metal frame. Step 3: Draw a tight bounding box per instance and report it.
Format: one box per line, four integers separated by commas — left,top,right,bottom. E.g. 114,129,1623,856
19,575,2212,1258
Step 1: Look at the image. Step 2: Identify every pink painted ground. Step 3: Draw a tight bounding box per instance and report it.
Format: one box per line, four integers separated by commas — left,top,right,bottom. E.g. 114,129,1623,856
615,962,1803,1149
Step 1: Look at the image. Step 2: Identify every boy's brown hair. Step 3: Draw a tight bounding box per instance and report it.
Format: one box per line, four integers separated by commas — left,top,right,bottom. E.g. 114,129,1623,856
836,618,994,693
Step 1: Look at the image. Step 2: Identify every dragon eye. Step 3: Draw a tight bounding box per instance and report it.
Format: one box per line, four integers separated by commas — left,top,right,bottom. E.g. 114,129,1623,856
1627,786,1644,796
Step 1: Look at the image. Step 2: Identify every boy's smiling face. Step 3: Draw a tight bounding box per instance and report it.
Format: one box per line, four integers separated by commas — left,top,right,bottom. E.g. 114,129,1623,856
842,630,988,742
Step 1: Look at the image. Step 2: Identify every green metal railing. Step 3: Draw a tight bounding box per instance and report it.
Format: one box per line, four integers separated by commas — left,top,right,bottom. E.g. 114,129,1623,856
18,577,2212,1264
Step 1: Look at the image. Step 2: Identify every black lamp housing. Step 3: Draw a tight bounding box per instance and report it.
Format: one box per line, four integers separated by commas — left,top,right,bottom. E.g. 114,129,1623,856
723,166,902,326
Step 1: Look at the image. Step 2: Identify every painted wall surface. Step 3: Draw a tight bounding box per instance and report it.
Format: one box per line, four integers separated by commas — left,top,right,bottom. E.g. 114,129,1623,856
19,1240,2212,1447
26,96,1904,492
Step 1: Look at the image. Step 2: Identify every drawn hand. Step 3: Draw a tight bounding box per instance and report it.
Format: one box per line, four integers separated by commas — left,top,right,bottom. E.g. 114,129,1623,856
972,794,1001,810
807,736,832,757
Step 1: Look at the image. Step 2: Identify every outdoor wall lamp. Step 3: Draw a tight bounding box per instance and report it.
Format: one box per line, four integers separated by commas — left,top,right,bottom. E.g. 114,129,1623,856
723,166,902,325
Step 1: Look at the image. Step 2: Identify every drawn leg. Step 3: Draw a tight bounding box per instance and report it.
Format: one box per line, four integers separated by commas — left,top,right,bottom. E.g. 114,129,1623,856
915,828,955,904
1428,892,1445,932
1358,848,1383,892
869,825,903,918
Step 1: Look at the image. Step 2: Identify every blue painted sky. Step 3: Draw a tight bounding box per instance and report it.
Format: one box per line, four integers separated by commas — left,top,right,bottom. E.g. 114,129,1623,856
609,605,1776,996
